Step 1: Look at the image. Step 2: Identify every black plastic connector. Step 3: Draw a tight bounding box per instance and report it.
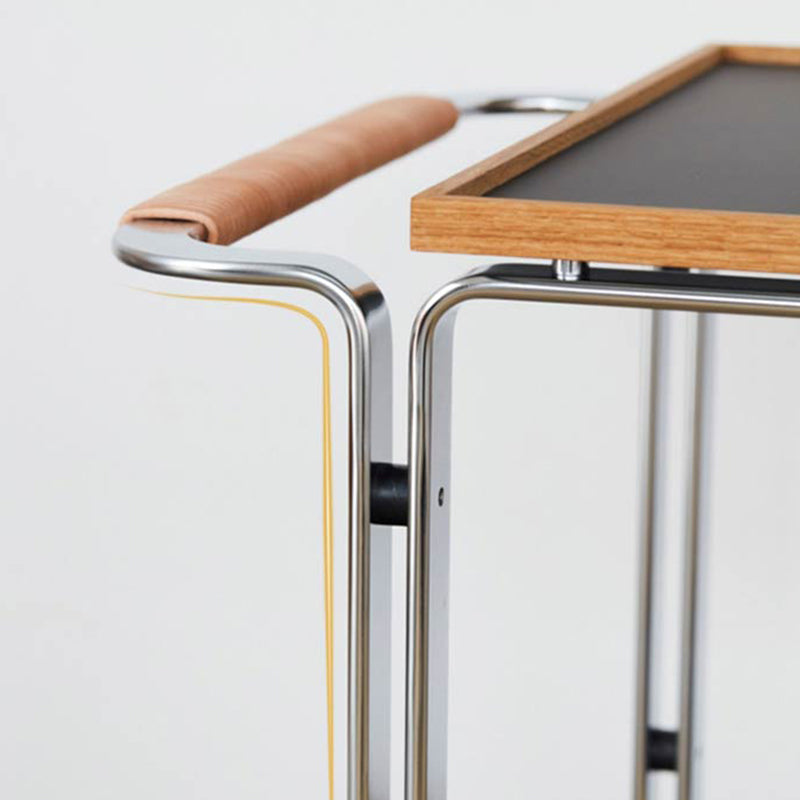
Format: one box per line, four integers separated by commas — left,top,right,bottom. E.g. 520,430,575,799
370,462,409,527
647,728,678,771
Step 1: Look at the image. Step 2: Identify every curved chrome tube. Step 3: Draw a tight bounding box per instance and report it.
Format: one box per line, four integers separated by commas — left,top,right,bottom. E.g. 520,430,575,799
113,223,393,800
453,93,593,115
405,263,800,800
111,85,593,800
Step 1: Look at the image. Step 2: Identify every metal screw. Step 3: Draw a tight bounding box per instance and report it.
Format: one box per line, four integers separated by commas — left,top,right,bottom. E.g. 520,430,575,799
553,259,587,282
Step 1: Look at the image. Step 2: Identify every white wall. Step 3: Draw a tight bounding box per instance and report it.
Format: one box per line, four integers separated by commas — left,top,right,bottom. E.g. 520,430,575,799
2,1,799,798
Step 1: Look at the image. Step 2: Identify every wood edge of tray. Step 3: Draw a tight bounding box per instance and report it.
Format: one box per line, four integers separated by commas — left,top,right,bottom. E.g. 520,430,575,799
410,43,800,272
410,194,800,274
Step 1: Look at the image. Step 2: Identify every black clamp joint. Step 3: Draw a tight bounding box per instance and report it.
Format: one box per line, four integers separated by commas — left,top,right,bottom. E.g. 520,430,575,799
647,728,678,772
370,462,409,527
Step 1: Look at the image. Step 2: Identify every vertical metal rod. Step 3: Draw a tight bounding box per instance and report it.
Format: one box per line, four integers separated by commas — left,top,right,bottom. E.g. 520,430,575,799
633,310,668,800
111,226,394,800
406,287,458,800
404,266,800,800
365,308,394,800
678,313,713,800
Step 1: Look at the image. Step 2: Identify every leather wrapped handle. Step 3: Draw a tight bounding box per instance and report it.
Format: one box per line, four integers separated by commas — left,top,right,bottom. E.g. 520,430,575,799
122,96,459,245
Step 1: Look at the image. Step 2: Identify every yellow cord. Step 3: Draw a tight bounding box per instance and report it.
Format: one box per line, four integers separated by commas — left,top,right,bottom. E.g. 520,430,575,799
137,289,335,800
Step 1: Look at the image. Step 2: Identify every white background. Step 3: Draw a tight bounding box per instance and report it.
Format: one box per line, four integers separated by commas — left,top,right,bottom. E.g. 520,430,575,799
2,1,799,798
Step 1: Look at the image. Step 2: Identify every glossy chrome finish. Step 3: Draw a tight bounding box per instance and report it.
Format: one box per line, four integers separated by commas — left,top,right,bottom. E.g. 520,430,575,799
553,258,587,282
633,310,668,799
454,93,593,115
678,313,713,800
406,264,800,800
113,224,393,800
406,296,456,800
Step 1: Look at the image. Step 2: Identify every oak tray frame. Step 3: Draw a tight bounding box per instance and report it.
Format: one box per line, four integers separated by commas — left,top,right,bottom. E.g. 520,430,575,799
411,44,800,274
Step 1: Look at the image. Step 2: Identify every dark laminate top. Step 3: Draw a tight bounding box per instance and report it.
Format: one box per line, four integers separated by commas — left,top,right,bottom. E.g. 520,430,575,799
489,64,800,215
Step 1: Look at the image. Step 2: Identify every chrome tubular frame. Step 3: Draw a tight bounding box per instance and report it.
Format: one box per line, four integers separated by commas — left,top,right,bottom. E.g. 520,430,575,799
453,93,593,115
678,313,714,800
113,224,393,800
111,90,595,800
633,308,668,800
405,262,800,800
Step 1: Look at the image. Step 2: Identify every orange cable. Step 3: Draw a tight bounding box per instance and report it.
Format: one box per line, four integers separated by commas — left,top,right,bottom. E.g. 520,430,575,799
137,290,335,800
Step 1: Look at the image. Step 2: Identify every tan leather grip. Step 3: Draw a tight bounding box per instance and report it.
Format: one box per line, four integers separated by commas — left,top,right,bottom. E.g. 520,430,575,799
122,96,459,245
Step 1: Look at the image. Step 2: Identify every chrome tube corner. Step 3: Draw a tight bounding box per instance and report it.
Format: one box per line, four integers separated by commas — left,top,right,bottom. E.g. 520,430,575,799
112,224,393,800
405,262,800,800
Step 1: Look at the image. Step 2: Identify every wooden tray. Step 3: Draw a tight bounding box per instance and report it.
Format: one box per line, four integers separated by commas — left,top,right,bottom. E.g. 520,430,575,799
411,45,800,274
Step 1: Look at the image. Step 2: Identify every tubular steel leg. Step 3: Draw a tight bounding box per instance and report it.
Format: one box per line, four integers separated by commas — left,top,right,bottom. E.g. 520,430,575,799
678,313,714,800
113,225,393,800
633,310,668,800
406,300,457,800
406,262,799,800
